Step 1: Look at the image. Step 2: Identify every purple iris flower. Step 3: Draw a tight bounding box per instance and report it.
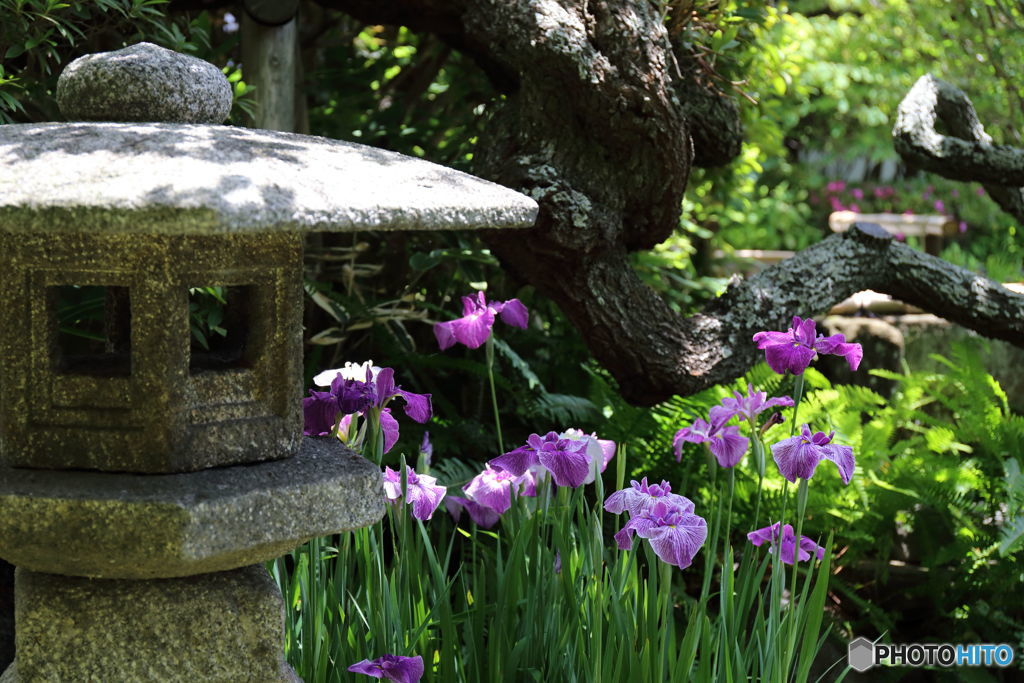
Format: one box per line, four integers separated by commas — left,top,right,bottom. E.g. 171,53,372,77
604,477,695,517
673,406,750,468
489,431,592,488
752,316,863,376
445,496,501,528
303,367,377,436
747,523,826,565
302,390,341,436
383,466,447,521
348,654,424,683
305,362,432,454
462,465,522,515
434,291,529,350
612,501,707,569
719,384,795,425
559,428,616,485
332,374,377,415
419,431,433,466
771,424,855,484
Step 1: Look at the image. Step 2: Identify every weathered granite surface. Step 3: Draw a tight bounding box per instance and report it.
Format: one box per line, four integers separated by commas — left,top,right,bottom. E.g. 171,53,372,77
0,231,304,473
2,565,299,682
0,438,385,579
0,123,540,235
0,561,10,674
56,42,232,124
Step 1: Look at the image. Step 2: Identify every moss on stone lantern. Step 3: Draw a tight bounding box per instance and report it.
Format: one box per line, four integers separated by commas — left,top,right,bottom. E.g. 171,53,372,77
0,42,536,681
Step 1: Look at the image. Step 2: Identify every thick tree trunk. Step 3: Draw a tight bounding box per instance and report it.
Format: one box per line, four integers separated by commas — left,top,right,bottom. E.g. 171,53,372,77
319,1,1024,405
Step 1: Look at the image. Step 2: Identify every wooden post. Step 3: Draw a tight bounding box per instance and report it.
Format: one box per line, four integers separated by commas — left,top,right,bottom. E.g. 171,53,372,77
241,0,299,132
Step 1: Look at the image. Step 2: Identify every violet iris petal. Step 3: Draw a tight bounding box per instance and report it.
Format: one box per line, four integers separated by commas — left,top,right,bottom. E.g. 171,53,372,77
347,654,424,683
373,367,397,407
598,439,616,471
719,384,795,423
707,426,749,468
753,315,863,375
433,291,530,351
330,373,376,415
444,292,495,349
558,428,613,484
530,432,591,488
616,501,707,569
380,408,400,454
382,466,403,502
371,367,432,423
514,468,539,497
747,522,826,565
771,424,855,484
463,465,515,514
821,442,856,485
604,478,695,517
337,413,353,441
614,516,657,550
382,466,447,520
673,418,713,458
396,389,432,423
673,418,749,468
433,321,458,351
813,333,864,371
419,431,433,466
445,496,501,528
302,390,338,436
496,298,529,328
406,469,446,520
489,444,539,478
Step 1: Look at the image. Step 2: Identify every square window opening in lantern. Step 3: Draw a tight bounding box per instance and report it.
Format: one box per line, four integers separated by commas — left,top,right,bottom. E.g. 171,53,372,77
188,285,254,373
50,285,132,377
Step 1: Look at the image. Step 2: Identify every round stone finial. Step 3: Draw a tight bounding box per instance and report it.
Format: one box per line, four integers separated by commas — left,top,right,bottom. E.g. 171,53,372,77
56,42,233,124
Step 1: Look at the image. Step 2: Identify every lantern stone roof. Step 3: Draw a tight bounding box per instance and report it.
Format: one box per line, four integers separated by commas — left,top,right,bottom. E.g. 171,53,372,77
0,122,539,234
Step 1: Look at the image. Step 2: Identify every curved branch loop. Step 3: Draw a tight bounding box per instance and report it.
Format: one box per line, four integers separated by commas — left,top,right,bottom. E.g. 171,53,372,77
894,74,1024,222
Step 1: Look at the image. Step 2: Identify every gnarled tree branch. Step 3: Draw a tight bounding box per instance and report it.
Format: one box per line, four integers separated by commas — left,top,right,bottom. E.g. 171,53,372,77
894,73,1024,223
319,1,1024,404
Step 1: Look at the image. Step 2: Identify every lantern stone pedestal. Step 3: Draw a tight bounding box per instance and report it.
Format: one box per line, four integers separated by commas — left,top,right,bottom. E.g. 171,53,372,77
2,566,299,683
0,43,537,680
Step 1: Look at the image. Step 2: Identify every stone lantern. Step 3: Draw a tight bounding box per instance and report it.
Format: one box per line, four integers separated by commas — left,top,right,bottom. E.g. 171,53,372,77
0,43,536,681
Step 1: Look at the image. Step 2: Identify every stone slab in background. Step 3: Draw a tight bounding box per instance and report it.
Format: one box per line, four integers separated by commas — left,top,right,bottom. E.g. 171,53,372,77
818,316,905,397
56,43,232,124
0,438,384,579
2,565,299,682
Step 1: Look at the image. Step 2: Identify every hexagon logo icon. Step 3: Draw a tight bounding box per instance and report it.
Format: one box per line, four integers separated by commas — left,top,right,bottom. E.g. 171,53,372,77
848,637,875,672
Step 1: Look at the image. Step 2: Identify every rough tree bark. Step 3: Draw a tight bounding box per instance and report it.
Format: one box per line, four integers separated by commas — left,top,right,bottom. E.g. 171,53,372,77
894,73,1024,224
319,1,1024,405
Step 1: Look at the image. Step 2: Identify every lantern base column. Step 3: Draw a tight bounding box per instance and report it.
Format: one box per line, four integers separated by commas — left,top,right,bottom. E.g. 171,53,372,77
2,565,299,682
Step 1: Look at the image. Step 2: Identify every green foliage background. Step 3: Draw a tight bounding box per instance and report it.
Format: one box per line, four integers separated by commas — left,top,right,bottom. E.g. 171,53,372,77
3,0,1024,674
